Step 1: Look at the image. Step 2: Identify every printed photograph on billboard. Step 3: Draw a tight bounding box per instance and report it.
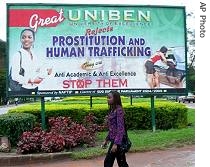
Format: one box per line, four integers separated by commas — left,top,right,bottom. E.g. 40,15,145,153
7,4,187,96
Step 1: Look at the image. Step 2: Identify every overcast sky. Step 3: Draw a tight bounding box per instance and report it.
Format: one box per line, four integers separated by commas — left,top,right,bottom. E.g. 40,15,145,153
0,0,195,41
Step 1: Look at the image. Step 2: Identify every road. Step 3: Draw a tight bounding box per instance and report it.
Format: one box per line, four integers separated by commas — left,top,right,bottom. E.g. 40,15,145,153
183,102,195,109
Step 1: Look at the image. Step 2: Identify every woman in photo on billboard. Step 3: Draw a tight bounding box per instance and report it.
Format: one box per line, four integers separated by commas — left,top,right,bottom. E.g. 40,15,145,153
9,28,52,94
144,46,168,88
102,91,129,167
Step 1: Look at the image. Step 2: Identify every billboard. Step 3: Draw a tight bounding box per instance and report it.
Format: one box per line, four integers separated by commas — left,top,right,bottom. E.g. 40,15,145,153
7,4,187,96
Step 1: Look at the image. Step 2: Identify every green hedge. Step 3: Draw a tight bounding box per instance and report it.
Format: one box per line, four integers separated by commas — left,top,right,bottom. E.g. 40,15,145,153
124,103,188,129
0,113,37,146
9,104,91,123
8,102,188,130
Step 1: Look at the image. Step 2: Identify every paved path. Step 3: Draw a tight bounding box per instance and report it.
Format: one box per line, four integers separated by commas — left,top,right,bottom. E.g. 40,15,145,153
0,105,13,115
0,104,25,115
0,104,19,115
12,145,195,167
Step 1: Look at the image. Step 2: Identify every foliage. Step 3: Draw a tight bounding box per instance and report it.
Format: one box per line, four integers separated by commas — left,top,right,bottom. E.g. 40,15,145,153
17,127,44,154
0,40,6,55
0,69,6,104
17,115,99,154
0,39,6,104
123,102,188,130
186,11,195,66
186,11,195,93
65,108,195,160
41,132,65,153
9,101,188,130
17,126,65,154
188,65,195,93
73,127,195,160
0,113,37,146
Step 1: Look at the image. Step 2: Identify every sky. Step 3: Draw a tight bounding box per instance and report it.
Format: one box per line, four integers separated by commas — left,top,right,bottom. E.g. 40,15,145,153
0,0,195,41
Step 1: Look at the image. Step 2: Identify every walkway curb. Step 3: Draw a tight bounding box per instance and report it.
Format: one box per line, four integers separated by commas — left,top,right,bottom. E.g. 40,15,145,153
0,151,71,166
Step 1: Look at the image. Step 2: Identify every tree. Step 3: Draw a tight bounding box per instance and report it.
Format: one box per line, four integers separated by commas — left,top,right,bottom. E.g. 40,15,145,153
186,11,195,93
0,40,6,104
0,69,6,104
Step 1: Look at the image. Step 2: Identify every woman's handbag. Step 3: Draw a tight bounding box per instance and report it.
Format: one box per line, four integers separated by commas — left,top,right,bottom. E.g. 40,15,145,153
120,133,132,153
120,115,132,153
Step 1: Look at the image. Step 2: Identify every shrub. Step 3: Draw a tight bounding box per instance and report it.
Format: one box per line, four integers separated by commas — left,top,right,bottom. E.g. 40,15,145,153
9,104,90,124
17,127,44,154
41,132,65,153
9,102,188,130
124,102,188,130
48,117,77,148
0,113,37,146
17,126,65,154
17,116,99,154
49,115,97,148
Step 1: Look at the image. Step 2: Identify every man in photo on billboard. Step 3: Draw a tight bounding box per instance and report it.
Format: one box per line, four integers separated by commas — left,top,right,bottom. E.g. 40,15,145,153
144,46,168,88
9,28,52,95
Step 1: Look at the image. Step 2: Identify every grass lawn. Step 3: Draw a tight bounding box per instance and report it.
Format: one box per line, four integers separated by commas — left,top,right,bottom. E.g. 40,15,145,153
16,96,167,106
70,108,195,160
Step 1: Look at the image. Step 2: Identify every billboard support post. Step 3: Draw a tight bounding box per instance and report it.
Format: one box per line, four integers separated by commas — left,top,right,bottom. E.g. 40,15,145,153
90,96,93,108
41,97,46,130
151,95,156,132
130,95,133,106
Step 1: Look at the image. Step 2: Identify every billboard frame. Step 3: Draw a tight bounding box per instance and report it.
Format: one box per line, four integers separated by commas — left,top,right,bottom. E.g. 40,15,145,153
6,3,188,97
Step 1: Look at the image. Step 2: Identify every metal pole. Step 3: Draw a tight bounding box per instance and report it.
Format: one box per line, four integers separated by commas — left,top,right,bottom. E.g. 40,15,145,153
151,95,156,132
130,95,133,105
90,96,93,108
41,97,46,130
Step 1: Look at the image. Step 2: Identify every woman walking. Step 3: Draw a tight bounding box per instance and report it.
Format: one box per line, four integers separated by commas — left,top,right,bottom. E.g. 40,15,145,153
102,91,129,167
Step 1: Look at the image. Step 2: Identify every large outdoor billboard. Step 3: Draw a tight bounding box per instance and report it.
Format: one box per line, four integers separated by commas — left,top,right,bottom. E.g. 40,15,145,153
7,4,187,96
